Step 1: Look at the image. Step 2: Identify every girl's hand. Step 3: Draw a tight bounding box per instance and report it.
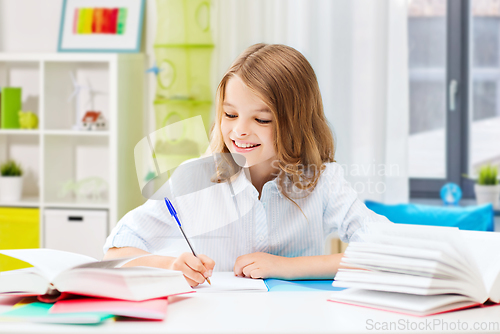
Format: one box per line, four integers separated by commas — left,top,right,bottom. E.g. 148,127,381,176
233,252,292,279
169,252,215,287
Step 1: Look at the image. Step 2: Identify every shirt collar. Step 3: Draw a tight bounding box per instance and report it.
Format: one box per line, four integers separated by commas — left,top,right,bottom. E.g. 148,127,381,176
228,169,284,199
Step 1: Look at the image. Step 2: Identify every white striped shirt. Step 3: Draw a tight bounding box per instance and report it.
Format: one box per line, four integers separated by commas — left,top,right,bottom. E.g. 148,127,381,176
104,162,391,271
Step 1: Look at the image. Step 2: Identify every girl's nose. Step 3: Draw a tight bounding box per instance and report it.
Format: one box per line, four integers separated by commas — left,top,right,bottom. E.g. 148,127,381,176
233,121,249,137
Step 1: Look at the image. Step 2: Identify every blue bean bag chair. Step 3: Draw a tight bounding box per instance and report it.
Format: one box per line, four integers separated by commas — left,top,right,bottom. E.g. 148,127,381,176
365,201,494,232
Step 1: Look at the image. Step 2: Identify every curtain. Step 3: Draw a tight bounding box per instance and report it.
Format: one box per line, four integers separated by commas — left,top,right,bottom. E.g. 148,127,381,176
212,0,409,203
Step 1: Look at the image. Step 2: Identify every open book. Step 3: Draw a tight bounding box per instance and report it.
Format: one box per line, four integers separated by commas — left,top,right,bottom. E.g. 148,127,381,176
329,223,500,316
0,249,193,302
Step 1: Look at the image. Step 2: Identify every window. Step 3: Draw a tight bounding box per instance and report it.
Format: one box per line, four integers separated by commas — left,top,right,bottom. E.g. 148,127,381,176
469,1,500,177
408,0,447,180
408,0,500,198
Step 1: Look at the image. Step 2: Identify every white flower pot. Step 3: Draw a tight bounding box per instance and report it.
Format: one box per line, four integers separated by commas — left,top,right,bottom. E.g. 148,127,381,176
0,176,23,202
474,184,500,209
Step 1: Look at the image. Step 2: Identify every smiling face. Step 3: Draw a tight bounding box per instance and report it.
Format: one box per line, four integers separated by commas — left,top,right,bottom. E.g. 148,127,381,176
221,75,277,168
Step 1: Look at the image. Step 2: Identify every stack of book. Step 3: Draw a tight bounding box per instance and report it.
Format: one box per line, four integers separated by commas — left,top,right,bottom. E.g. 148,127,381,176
329,223,500,316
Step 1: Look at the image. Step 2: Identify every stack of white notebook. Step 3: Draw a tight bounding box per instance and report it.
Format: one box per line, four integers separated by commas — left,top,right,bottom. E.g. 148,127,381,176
329,223,500,316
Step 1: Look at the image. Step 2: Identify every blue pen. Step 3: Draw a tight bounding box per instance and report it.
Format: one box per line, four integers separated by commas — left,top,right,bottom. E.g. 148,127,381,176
164,197,211,285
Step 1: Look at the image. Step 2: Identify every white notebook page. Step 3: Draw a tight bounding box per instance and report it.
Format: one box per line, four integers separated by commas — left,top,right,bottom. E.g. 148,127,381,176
194,272,268,292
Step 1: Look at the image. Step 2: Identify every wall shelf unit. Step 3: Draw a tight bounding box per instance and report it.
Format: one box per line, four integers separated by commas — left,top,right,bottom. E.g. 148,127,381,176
0,53,146,259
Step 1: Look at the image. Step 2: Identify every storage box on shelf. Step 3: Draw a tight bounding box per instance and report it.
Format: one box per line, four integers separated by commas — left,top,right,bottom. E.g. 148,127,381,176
0,53,146,258
0,208,39,271
45,209,107,260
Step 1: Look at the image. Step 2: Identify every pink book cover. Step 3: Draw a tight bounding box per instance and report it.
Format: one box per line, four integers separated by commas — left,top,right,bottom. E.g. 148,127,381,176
73,8,79,34
327,298,489,317
50,296,169,320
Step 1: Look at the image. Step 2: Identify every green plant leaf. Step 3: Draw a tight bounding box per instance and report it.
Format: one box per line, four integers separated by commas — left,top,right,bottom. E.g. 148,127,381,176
0,160,23,176
477,164,499,185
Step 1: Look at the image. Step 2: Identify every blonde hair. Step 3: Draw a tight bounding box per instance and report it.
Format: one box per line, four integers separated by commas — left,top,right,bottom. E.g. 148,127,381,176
210,43,335,202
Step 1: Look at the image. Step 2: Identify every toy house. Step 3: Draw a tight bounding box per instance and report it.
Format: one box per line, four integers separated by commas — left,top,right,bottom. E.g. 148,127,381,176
81,111,107,130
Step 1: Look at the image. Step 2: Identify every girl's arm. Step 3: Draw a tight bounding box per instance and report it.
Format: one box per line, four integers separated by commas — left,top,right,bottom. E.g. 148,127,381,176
104,246,215,287
233,252,346,280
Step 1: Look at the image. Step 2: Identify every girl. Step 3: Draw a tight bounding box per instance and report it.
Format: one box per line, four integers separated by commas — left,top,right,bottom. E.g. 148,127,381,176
103,43,390,287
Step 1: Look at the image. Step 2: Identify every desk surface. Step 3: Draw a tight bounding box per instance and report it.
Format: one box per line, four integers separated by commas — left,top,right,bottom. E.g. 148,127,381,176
1,292,500,334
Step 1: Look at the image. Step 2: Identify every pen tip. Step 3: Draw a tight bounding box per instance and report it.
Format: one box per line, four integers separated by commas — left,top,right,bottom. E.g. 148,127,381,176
206,277,211,285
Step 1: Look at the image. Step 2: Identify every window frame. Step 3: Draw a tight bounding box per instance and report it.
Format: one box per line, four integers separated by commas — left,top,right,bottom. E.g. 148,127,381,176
410,0,476,199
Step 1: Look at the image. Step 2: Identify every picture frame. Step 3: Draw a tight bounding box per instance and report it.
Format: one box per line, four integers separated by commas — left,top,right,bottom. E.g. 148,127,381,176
58,0,145,53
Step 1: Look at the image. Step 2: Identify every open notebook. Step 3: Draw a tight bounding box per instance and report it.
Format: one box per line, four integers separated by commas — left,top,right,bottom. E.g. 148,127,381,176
194,272,342,292
194,272,268,292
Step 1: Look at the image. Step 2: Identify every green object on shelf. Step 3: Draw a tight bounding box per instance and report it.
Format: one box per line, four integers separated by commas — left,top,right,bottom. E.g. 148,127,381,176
156,0,213,45
1,87,22,129
154,0,214,132
18,111,39,129
154,99,212,134
0,160,23,176
155,46,213,101
0,208,39,271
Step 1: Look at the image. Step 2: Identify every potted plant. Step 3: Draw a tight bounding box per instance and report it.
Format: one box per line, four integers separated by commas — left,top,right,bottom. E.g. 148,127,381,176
0,160,23,202
472,164,500,209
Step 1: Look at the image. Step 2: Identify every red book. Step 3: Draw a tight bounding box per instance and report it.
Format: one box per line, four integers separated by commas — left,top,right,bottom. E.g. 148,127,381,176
91,8,96,33
51,295,169,320
109,8,118,34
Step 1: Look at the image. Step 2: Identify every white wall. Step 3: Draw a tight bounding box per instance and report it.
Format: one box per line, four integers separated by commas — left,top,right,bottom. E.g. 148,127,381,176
0,0,61,52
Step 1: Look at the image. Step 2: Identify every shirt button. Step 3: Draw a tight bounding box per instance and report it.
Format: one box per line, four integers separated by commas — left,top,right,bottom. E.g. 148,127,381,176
258,235,265,241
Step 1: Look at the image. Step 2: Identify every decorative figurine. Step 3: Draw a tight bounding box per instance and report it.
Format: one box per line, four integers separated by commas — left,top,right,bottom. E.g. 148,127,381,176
440,182,462,206
68,72,89,130
18,111,39,129
59,177,108,201
81,111,107,131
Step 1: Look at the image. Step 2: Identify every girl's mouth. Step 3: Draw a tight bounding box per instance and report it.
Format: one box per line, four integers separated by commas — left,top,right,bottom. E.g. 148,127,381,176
232,140,261,152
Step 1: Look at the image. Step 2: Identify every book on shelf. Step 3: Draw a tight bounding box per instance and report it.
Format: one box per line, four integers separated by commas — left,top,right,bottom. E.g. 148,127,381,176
0,248,193,302
329,223,500,316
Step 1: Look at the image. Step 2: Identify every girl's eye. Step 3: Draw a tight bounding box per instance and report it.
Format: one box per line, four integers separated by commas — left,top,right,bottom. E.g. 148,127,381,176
256,119,271,124
224,112,237,119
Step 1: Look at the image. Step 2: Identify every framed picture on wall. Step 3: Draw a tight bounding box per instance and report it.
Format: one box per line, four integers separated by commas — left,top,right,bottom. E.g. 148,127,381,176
58,0,145,53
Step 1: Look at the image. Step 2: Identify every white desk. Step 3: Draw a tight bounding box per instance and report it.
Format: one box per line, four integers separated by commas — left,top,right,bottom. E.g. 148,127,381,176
2,292,500,334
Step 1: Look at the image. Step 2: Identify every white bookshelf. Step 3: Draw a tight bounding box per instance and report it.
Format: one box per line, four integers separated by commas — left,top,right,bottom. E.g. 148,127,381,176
0,53,146,253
